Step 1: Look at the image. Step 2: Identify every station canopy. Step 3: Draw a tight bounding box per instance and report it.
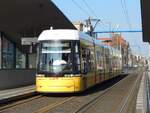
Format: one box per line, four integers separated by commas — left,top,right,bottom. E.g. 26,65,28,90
141,0,150,42
0,0,76,44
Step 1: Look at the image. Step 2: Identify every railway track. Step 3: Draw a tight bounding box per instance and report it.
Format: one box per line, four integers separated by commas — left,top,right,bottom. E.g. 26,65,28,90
73,70,142,113
0,94,75,113
43,70,142,113
0,95,42,112
34,97,75,113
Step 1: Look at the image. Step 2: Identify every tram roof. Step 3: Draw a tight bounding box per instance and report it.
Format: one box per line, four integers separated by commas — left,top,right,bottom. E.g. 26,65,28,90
38,29,112,48
38,29,80,41
38,29,97,42
38,29,121,55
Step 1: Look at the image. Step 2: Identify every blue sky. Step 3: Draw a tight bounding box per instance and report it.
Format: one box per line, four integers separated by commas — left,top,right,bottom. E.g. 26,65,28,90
52,0,149,57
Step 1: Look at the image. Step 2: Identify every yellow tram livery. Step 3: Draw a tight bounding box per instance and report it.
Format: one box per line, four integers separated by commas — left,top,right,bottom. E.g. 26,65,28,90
36,29,122,93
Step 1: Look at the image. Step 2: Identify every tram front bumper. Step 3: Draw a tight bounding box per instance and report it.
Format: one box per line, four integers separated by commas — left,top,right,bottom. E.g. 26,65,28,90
36,77,82,93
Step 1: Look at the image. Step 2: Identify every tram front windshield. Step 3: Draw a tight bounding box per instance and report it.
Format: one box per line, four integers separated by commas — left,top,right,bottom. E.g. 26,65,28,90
38,41,80,75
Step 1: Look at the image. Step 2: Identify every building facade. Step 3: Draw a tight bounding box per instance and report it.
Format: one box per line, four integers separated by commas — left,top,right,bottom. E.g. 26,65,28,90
0,32,36,70
0,32,37,90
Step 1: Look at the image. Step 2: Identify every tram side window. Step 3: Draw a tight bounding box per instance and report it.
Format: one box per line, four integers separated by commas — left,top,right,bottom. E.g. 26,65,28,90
73,42,80,72
81,48,91,74
74,53,80,71
96,51,101,69
96,49,105,73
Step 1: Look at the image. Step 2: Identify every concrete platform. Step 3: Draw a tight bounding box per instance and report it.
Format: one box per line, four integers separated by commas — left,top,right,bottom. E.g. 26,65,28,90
136,71,149,113
0,70,36,90
0,85,35,103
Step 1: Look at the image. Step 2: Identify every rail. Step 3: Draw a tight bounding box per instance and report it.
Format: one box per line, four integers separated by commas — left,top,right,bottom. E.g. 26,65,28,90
34,97,75,113
0,95,42,112
116,69,142,113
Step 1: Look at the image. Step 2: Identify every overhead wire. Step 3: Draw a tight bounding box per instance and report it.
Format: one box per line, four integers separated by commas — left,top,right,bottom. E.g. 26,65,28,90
82,0,98,18
71,0,91,17
71,0,117,32
121,0,132,30
123,0,132,29
82,0,109,30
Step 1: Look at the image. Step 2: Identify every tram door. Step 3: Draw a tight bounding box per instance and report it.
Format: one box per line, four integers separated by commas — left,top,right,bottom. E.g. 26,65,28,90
81,46,95,88
96,49,105,82
80,48,88,89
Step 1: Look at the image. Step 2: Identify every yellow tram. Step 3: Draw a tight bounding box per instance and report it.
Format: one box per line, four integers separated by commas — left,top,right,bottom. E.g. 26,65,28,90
36,29,122,93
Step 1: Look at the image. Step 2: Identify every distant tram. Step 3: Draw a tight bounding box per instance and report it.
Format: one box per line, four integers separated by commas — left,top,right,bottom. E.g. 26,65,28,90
36,29,122,93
